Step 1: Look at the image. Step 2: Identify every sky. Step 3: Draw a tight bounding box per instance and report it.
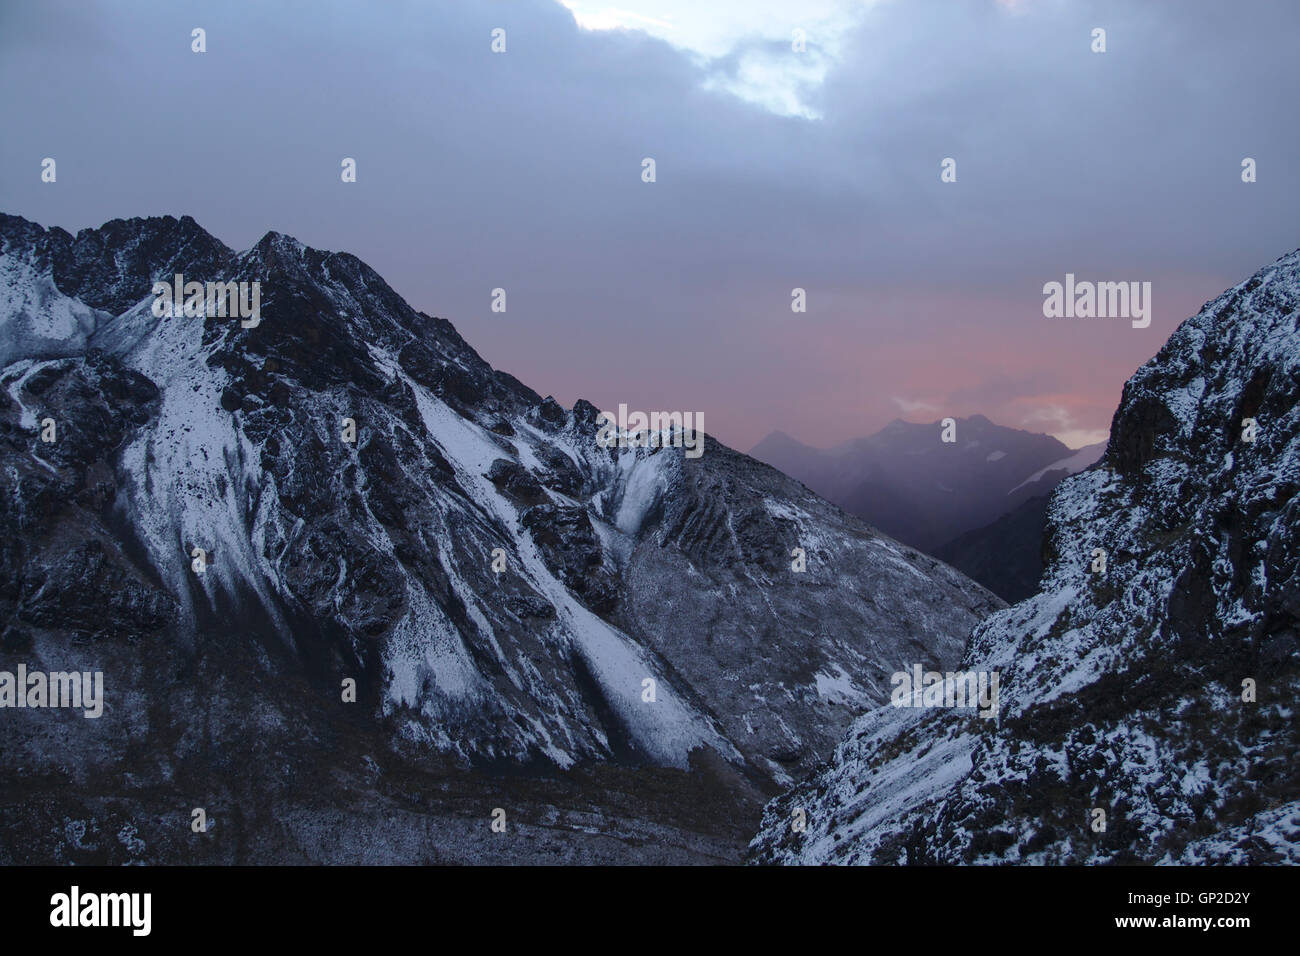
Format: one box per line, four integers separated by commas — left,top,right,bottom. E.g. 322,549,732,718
2,0,1298,451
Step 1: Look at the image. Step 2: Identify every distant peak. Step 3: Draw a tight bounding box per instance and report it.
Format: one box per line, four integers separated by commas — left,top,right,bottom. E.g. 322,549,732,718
252,229,303,250
247,230,309,265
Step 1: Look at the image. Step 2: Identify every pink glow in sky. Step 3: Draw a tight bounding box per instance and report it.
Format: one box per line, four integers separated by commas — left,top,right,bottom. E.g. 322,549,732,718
3,0,1296,456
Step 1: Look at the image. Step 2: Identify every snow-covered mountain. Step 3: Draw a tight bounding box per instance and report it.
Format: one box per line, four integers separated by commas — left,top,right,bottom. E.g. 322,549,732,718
750,248,1300,864
0,213,1000,863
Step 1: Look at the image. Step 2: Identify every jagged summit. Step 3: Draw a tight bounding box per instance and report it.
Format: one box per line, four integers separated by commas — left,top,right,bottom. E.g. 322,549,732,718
750,246,1300,865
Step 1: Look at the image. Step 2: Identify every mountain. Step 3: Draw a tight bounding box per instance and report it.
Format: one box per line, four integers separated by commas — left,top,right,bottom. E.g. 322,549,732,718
1008,441,1108,496
933,440,1109,602
935,494,1055,604
751,418,1101,554
0,213,1001,864
749,247,1300,865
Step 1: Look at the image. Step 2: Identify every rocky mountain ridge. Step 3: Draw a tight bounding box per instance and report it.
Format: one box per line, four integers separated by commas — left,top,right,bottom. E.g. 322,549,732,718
0,212,1000,863
750,247,1300,865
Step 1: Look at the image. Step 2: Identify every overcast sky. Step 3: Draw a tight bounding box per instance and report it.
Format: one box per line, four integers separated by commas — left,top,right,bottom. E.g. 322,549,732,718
2,0,1297,450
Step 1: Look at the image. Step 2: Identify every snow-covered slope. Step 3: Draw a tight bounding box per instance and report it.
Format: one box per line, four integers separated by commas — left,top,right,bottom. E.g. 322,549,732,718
750,247,1300,865
1009,440,1105,493
0,213,1001,862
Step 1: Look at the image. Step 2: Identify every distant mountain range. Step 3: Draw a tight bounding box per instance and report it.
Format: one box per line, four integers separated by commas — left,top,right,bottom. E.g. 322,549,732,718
750,419,1104,599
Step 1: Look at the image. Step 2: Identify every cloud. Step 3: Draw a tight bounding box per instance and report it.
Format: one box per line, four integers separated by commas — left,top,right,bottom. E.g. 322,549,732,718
947,373,1055,407
561,3,679,32
1021,404,1073,430
891,396,942,416
0,0,1295,453
1019,403,1107,449
559,0,875,117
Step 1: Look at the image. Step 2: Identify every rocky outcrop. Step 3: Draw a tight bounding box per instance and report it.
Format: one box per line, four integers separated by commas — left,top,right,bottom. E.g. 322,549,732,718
750,247,1300,865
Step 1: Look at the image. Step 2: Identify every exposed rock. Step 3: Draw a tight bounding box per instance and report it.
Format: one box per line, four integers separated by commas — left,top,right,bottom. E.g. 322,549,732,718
750,247,1300,865
0,211,999,863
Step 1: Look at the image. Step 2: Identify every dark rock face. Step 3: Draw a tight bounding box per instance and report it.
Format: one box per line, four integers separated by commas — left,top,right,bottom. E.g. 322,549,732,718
0,212,999,863
520,503,619,615
750,248,1300,865
50,215,236,316
936,494,1055,603
0,352,172,641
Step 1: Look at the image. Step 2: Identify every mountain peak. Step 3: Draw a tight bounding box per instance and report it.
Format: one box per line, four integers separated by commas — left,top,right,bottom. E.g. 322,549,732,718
250,229,306,255
0,211,1001,863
